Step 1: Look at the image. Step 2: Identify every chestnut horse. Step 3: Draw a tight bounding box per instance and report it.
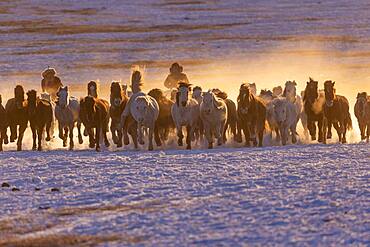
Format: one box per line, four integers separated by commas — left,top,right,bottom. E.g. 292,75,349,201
0,95,8,151
323,81,352,143
303,78,325,142
26,90,53,151
5,85,28,151
354,92,370,142
148,88,175,146
237,83,266,147
80,96,110,151
110,81,129,147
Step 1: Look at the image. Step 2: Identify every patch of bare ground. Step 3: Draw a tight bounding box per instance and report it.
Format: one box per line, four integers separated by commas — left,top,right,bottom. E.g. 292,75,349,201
0,234,144,247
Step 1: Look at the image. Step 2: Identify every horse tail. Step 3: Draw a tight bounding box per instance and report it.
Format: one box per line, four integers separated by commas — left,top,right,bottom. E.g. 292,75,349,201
346,113,353,130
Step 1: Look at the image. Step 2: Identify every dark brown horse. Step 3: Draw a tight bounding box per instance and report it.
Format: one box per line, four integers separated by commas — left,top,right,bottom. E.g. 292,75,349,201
354,92,370,142
0,95,8,151
148,88,175,146
212,88,238,142
237,83,266,147
87,81,98,98
109,82,129,147
27,90,53,151
323,81,352,143
80,96,110,151
303,78,325,142
5,85,28,151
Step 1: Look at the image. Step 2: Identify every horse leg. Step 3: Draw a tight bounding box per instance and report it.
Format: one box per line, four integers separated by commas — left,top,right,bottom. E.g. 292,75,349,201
186,125,193,150
222,122,228,143
45,121,52,142
137,124,145,145
217,123,224,146
10,124,17,142
177,125,183,146
243,126,250,147
111,122,118,145
359,122,365,140
69,125,74,150
63,127,69,147
88,129,95,148
275,127,281,143
332,122,341,143
31,125,37,150
154,123,162,147
95,126,101,152
204,124,212,149
17,124,27,151
340,119,347,144
236,120,243,143
327,121,332,139
117,128,123,148
37,127,43,151
307,119,316,141
290,124,297,144
3,127,8,144
77,121,83,144
129,124,138,149
104,124,110,148
318,119,324,143
148,124,154,151
0,129,3,151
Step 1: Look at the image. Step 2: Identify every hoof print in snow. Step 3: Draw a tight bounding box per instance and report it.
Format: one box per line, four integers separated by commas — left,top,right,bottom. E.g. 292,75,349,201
38,206,50,210
35,187,41,191
1,182,10,188
51,188,60,192
11,187,20,192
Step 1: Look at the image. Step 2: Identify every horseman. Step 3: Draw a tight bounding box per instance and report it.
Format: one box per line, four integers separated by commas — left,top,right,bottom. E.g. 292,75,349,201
41,67,63,101
164,63,190,90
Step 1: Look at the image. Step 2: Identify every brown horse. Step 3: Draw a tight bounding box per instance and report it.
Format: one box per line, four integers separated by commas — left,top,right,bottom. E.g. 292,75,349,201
148,88,175,146
354,92,370,142
212,88,238,142
237,83,266,147
110,81,129,147
87,81,98,98
0,95,8,151
323,81,352,143
27,90,53,151
80,96,110,151
5,85,29,151
303,78,325,142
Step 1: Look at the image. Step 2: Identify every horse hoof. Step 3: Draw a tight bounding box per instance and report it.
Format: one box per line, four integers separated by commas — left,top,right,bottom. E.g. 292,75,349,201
96,147,101,152
4,138,8,145
89,143,95,149
186,145,191,150
32,146,37,151
79,139,83,144
38,147,42,151
342,139,347,144
311,136,316,141
148,146,154,151
178,140,183,146
258,143,263,147
17,147,22,151
117,142,122,148
327,133,332,139
45,137,51,142
208,143,213,149
105,142,110,147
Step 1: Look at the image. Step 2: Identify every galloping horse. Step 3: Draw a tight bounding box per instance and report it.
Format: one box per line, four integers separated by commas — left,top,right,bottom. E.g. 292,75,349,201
5,85,28,151
303,78,325,142
0,95,8,151
323,81,352,143
110,81,128,147
237,83,266,147
27,90,53,151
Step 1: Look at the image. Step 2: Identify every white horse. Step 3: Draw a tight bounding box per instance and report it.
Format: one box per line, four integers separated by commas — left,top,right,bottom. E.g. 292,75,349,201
171,83,200,149
130,95,159,151
270,97,299,145
283,81,305,136
200,91,227,148
55,86,83,149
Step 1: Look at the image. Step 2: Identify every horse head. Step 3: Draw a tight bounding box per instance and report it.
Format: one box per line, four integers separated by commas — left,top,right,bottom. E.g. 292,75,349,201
238,83,252,113
248,83,257,95
87,81,98,98
283,80,297,101
324,80,335,107
170,62,183,74
56,86,69,108
273,98,288,126
202,91,223,115
148,88,164,102
134,96,150,123
356,92,368,117
110,81,123,107
42,68,56,79
177,82,192,107
259,89,273,102
14,85,25,109
26,90,37,115
212,88,228,100
192,86,203,101
303,78,319,104
273,86,283,97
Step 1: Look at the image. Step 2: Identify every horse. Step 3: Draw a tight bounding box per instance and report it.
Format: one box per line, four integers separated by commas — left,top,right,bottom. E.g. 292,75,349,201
171,82,200,149
55,86,83,150
237,83,266,147
272,86,283,98
41,67,63,101
269,97,298,145
5,85,29,151
87,81,99,98
130,95,159,151
148,88,175,146
323,81,352,143
26,90,53,151
303,77,326,142
212,88,238,142
192,86,204,142
354,92,370,141
283,81,303,134
200,91,227,149
0,95,8,151
40,92,55,139
259,89,274,104
110,82,129,147
80,96,110,151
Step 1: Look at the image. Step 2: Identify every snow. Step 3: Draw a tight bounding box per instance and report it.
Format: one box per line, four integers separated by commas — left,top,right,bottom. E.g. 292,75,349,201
1,144,369,245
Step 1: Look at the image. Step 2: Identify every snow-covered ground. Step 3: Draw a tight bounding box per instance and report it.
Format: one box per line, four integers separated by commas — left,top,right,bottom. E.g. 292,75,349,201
0,144,369,246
